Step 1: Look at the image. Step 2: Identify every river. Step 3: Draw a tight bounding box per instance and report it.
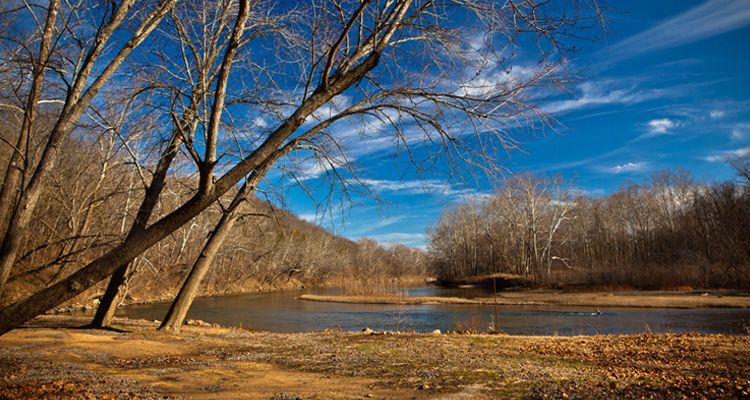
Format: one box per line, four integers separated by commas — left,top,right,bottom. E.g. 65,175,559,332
77,286,750,335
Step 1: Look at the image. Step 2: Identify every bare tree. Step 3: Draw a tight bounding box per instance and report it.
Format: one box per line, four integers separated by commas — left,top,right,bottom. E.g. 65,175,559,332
0,0,603,335
429,168,750,290
90,0,277,328
0,0,176,296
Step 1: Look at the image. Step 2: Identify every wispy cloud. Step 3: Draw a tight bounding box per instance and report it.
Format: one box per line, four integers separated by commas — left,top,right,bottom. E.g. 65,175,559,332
347,215,407,236
252,116,269,129
293,156,349,181
604,0,750,61
542,80,669,114
731,123,750,141
568,187,606,198
353,178,477,198
297,212,319,223
702,147,750,162
602,162,649,174
709,110,726,119
363,232,428,249
456,64,540,97
647,118,677,135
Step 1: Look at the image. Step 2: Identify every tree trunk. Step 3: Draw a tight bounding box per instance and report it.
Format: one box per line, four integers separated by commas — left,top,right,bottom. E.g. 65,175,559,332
0,41,381,336
90,133,184,328
0,0,174,296
0,0,59,295
91,0,251,326
159,184,247,333
0,192,216,335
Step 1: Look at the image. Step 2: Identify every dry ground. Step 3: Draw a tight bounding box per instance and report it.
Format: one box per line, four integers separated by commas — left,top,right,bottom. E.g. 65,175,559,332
299,290,750,308
1,316,748,399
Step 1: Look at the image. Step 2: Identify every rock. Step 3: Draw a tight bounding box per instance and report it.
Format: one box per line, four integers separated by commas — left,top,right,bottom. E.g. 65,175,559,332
431,329,441,335
362,327,374,335
152,320,161,324
186,319,212,327
269,392,304,400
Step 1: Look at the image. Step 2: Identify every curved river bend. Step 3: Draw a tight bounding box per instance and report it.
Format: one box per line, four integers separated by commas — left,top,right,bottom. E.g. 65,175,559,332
78,287,750,335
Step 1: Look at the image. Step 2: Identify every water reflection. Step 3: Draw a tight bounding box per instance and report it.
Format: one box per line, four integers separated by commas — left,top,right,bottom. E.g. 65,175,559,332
73,287,750,335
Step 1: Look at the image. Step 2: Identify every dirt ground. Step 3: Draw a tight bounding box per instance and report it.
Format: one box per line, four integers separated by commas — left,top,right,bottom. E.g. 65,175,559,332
1,316,749,399
299,289,750,308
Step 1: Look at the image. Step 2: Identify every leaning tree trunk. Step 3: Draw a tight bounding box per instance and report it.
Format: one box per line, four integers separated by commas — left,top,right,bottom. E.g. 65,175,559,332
0,0,59,295
91,0,243,327
0,0,175,296
90,132,185,328
159,184,249,332
0,34,383,336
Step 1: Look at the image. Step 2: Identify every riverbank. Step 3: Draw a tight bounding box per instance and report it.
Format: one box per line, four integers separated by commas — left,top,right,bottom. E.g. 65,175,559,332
1,316,748,399
39,276,429,314
299,289,750,308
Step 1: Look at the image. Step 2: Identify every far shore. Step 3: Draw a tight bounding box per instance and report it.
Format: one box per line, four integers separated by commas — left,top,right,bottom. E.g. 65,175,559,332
298,289,750,309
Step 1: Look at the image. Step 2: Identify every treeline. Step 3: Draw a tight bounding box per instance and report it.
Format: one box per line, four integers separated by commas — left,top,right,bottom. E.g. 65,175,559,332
0,116,426,307
428,166,750,289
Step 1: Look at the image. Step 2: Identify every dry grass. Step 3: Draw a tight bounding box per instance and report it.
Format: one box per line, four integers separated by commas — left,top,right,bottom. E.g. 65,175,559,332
1,316,748,399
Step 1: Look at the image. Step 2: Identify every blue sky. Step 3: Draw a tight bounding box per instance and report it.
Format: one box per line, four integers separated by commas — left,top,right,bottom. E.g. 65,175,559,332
277,0,750,249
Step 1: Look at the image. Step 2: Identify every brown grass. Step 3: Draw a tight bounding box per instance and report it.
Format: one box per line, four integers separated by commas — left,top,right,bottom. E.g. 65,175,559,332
1,316,748,399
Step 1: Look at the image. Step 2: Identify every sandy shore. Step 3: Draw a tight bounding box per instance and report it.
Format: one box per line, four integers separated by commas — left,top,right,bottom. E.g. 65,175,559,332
0,316,748,399
298,290,750,308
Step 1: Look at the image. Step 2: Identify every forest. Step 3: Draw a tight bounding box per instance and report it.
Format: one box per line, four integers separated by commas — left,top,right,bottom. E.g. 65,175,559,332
0,115,426,309
428,165,750,289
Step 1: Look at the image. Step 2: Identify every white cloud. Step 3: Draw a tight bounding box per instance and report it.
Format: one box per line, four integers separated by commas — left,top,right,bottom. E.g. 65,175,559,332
305,94,352,124
731,123,749,140
252,116,269,129
605,0,750,61
543,81,668,114
295,157,348,181
347,216,407,236
568,187,605,197
647,118,677,134
353,178,476,198
709,110,726,119
364,232,428,249
702,147,750,162
456,64,539,97
297,213,319,223
604,162,649,174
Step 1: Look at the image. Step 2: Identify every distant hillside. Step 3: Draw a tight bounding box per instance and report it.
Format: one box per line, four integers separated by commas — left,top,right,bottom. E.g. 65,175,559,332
0,123,426,308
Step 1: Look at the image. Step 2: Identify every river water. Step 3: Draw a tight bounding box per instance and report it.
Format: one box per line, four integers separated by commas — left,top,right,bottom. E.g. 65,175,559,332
87,286,750,335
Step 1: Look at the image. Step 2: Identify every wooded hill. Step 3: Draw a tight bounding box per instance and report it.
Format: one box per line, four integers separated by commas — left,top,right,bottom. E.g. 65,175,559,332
0,112,426,308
